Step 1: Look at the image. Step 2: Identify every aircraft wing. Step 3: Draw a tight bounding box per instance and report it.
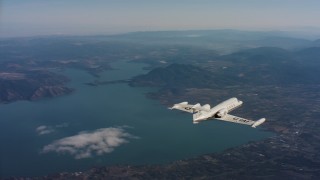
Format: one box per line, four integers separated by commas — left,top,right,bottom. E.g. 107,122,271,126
169,102,196,113
215,114,255,126
169,102,210,113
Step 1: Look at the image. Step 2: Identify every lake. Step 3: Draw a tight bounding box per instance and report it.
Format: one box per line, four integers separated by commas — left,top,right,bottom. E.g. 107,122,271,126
0,61,272,177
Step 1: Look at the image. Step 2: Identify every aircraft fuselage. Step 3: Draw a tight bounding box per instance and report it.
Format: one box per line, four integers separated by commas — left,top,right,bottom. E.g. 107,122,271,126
193,97,243,123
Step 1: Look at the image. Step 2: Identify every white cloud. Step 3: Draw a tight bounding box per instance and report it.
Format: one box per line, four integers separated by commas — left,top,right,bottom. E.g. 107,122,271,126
36,125,55,135
41,127,138,159
36,123,69,136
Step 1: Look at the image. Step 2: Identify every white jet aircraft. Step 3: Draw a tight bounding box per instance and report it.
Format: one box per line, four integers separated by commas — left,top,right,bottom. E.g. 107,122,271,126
169,97,266,128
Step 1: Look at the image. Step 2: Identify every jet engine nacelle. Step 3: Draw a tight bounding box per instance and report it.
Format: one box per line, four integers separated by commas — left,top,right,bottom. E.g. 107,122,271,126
251,118,266,128
216,108,228,118
202,104,211,111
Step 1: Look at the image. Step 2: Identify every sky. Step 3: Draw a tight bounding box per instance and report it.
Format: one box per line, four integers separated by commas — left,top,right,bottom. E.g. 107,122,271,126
1,0,320,37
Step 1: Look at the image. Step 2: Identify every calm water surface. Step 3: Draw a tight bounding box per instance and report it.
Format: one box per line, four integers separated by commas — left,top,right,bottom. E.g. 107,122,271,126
0,61,272,177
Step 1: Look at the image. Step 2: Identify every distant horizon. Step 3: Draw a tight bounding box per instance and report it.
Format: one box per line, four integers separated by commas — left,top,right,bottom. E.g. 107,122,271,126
1,27,320,40
1,0,320,38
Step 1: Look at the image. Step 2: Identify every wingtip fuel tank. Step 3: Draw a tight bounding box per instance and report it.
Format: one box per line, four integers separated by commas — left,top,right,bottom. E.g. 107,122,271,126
251,118,266,128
